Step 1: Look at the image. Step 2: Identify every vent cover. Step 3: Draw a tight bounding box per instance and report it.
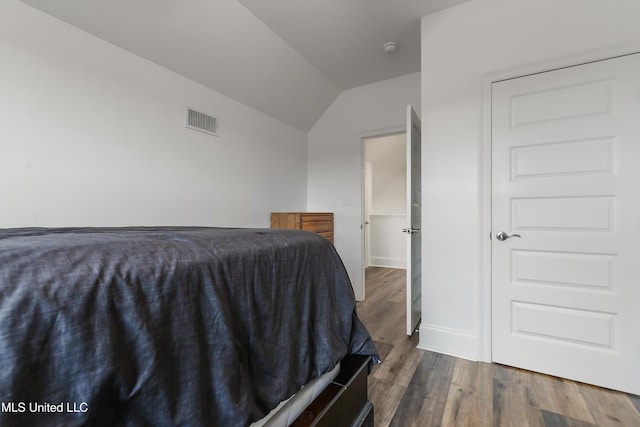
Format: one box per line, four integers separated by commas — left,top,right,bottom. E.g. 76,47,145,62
185,108,218,137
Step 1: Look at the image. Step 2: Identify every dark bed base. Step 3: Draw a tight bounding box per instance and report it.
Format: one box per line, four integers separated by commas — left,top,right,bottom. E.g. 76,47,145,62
291,355,374,427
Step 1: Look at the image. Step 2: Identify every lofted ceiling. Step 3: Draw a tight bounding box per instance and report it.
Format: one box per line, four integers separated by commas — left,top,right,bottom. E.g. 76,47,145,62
18,0,468,131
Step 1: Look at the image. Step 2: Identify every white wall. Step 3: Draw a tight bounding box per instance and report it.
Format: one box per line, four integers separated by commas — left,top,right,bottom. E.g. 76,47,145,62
364,134,406,214
368,214,406,268
308,73,421,300
0,1,307,228
420,0,640,359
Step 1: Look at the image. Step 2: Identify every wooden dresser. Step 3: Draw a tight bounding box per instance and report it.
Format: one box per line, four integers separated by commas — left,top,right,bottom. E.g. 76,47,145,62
271,212,334,243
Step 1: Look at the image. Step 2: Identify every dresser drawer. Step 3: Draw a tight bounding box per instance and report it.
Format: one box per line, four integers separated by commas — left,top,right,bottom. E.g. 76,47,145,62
271,212,334,243
300,213,333,223
301,218,333,234
316,231,334,243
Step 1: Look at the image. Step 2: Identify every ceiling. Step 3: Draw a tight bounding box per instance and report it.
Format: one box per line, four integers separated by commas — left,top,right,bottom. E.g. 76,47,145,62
18,0,468,131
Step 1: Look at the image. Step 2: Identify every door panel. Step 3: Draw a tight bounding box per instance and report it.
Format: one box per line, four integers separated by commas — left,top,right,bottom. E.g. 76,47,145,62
364,161,372,268
510,137,615,178
406,105,421,335
491,54,640,395
511,196,615,230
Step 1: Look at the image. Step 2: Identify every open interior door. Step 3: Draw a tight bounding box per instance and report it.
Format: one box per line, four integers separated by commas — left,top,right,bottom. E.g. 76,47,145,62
404,105,422,335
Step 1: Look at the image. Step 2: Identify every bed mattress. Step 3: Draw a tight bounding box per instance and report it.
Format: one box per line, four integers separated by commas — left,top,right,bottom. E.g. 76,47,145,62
251,362,340,427
0,227,378,427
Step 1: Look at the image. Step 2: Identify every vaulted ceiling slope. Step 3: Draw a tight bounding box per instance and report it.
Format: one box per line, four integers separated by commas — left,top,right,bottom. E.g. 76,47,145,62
18,0,468,131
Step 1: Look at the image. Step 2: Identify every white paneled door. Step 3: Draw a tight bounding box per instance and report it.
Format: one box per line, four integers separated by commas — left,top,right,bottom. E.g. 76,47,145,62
405,105,422,336
491,54,640,395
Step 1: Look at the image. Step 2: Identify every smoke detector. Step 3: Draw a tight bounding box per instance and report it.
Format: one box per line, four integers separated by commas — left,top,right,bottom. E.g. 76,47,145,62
383,41,399,55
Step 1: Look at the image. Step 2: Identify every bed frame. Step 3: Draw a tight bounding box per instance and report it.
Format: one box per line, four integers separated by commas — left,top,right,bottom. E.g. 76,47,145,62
291,355,374,427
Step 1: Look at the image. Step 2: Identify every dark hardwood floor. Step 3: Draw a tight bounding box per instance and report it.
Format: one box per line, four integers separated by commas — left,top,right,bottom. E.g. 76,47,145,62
356,267,640,427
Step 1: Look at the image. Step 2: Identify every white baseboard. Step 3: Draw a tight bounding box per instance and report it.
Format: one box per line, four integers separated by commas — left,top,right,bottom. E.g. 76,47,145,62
417,324,478,361
369,256,406,269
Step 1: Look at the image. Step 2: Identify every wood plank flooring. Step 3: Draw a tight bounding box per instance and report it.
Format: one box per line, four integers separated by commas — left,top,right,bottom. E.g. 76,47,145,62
356,267,640,427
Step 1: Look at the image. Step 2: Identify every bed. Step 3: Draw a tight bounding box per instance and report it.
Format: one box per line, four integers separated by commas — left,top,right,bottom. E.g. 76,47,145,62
0,227,378,427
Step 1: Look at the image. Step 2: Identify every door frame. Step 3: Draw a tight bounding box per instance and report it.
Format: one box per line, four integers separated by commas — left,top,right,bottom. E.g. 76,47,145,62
364,160,372,269
479,43,640,363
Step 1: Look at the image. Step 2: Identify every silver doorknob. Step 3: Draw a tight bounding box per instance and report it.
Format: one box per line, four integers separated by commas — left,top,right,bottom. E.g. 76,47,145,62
403,227,420,234
495,231,521,241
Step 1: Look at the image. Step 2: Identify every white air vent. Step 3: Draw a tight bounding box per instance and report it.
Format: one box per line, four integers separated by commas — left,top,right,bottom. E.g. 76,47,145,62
185,108,218,137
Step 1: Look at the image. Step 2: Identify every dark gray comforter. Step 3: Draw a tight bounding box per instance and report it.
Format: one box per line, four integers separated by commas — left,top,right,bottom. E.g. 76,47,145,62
0,227,377,427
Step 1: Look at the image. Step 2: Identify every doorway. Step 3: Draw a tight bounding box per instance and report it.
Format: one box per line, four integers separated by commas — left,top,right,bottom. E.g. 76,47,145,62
361,106,421,336
362,133,407,272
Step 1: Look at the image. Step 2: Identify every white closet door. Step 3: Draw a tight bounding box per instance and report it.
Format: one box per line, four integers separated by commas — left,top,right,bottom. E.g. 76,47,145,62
491,53,640,394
